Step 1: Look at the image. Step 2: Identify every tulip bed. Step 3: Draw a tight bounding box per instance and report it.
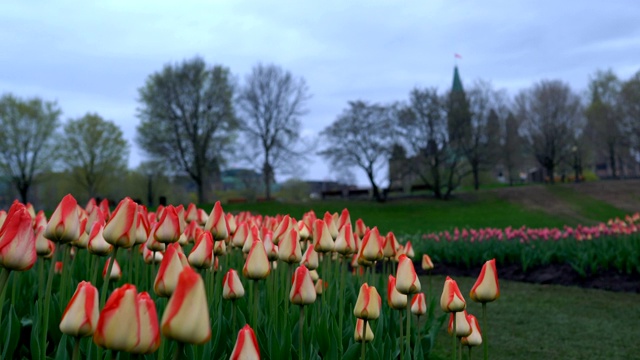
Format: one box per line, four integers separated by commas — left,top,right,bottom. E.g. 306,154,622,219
0,196,500,360
412,214,640,277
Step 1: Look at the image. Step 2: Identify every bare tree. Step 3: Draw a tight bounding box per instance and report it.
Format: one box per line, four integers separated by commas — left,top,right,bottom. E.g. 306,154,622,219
136,57,238,203
584,69,624,179
318,101,393,202
516,80,584,183
503,112,523,185
620,71,640,160
59,113,129,198
236,63,311,200
396,88,467,199
0,94,60,203
464,80,507,190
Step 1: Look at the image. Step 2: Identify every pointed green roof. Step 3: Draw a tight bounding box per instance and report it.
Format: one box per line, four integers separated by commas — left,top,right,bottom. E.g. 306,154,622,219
452,66,464,93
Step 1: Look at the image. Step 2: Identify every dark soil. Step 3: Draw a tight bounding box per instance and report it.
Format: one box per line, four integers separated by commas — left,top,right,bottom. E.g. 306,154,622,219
418,261,640,293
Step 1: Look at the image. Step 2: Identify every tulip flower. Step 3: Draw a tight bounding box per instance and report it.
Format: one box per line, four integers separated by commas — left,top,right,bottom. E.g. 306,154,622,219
387,275,407,310
242,224,260,253
290,265,316,305
55,261,64,274
334,223,356,255
411,293,427,316
161,266,211,344
73,218,90,248
404,241,415,258
230,324,260,360
461,314,482,347
204,201,228,241
382,232,398,259
135,210,151,245
93,284,139,351
273,214,292,245
145,226,166,252
232,222,249,248
354,318,374,343
309,269,319,282
43,194,80,244
99,199,111,220
154,243,185,297
448,310,472,337
359,227,383,263
297,220,311,240
188,231,214,269
35,225,53,257
263,231,278,261
323,211,339,240
0,206,37,271
395,254,421,295
226,213,237,237
87,223,113,256
470,259,499,303
312,219,334,253
440,276,466,313
338,208,351,230
102,258,122,281
278,227,302,263
130,292,161,354
59,281,99,337
222,268,245,300
143,245,163,264
184,203,198,223
242,239,270,280
353,283,381,320
354,218,367,238
103,197,138,249
154,205,181,243
422,254,434,270
300,243,319,270
315,279,326,296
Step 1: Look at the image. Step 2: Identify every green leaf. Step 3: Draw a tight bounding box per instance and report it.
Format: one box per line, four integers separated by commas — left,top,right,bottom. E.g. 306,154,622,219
342,343,361,360
54,336,68,360
2,305,21,359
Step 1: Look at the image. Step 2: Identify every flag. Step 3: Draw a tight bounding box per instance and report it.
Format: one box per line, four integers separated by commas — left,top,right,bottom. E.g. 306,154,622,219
454,53,462,59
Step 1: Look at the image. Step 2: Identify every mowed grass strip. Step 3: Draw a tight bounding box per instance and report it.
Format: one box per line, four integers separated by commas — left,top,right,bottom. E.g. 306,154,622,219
545,185,628,222
220,194,571,234
426,275,640,360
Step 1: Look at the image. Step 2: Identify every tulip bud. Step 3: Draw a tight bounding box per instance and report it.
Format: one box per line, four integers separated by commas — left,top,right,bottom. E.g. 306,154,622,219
230,324,260,360
130,292,161,354
154,243,185,297
161,267,211,344
35,226,53,257
242,224,260,254
99,199,111,220
404,241,415,258
387,275,407,310
135,210,151,245
323,212,339,240
154,205,181,243
242,239,270,280
232,222,249,248
422,254,434,271
143,245,163,264
335,223,356,255
461,314,482,347
226,213,237,237
382,232,398,259
93,284,139,351
411,293,427,316
359,227,383,262
470,259,500,303
354,218,367,238
88,223,113,256
297,220,311,240
184,203,198,223
188,231,214,269
44,194,80,243
309,269,319,282
103,198,139,248
204,201,228,241
102,258,122,281
0,206,37,270
441,276,466,313
315,279,328,296
353,283,382,320
263,232,279,261
145,226,166,252
73,218,90,248
60,281,99,337
300,243,319,270
222,268,245,300
273,215,292,245
395,254,421,294
313,219,334,253
278,227,302,263
448,310,472,337
354,318,374,343
338,208,351,230
55,261,64,274
290,265,316,305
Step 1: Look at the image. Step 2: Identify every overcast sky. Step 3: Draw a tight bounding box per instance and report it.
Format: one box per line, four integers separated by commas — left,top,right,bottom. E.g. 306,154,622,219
1,1,639,186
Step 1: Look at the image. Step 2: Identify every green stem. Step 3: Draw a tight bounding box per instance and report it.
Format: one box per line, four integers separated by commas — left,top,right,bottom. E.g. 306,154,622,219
173,341,185,360
360,319,367,360
406,306,411,356
253,280,259,328
483,302,488,360
459,339,462,360
469,346,472,360
128,248,133,283
232,300,237,333
338,260,346,354
399,310,404,360
0,269,11,326
417,314,422,345
452,311,457,360
100,247,119,309
284,263,292,327
106,349,113,360
10,269,18,306
299,306,305,360
38,259,45,317
42,245,61,360
59,245,71,305
90,256,99,288
72,336,81,360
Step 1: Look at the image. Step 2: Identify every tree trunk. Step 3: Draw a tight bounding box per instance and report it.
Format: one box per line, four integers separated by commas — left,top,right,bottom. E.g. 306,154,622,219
18,183,29,204
547,165,555,184
609,144,617,179
366,171,384,202
196,177,205,204
263,162,272,201
472,162,480,191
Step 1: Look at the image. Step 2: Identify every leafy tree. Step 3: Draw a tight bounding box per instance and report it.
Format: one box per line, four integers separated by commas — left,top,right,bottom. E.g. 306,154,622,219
620,71,640,160
136,57,237,203
396,88,466,199
584,69,624,178
516,80,584,183
58,113,129,199
236,63,311,200
0,94,60,203
318,101,394,202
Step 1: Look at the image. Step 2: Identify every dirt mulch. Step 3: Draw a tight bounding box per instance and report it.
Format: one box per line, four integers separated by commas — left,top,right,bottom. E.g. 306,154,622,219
419,262,640,293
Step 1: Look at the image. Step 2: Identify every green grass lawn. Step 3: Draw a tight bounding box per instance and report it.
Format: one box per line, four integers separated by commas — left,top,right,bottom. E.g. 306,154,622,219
545,185,629,222
426,275,640,360
218,193,571,235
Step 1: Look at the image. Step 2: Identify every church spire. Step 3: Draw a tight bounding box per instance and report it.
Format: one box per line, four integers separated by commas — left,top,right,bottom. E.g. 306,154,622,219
452,66,464,93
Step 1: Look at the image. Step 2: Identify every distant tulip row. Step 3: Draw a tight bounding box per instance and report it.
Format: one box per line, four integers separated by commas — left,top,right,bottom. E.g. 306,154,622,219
0,195,498,360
